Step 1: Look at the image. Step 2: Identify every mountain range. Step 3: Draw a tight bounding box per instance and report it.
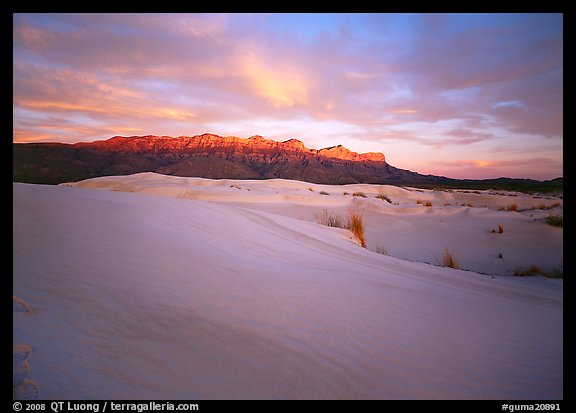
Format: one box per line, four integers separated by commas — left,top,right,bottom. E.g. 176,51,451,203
13,134,562,192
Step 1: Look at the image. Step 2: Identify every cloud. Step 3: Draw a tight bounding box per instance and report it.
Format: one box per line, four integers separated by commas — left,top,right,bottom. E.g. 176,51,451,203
12,13,563,179
430,156,562,180
238,51,311,108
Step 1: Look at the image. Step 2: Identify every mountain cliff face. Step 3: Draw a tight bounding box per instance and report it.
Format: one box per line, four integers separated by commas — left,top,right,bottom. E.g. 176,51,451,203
13,134,419,185
12,133,562,191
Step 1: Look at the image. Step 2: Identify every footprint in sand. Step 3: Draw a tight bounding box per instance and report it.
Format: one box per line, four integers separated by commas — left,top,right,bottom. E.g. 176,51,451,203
14,377,40,399
13,295,32,313
13,344,39,399
13,343,31,385
13,295,39,399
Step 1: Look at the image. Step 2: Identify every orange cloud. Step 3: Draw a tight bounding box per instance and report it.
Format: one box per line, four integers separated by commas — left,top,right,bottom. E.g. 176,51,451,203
239,51,310,108
159,109,197,121
13,129,60,143
473,160,494,168
391,109,418,114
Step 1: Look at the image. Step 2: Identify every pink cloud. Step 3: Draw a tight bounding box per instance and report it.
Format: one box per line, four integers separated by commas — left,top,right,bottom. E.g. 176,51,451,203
12,13,563,179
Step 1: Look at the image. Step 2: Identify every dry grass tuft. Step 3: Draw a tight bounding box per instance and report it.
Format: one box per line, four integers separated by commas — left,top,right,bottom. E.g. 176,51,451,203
540,202,561,210
514,264,542,276
546,215,563,228
352,191,367,198
514,265,562,278
375,194,392,203
315,208,366,248
491,224,504,234
314,209,346,228
546,269,563,278
417,200,433,207
375,242,389,255
319,191,330,195
506,203,518,212
347,209,366,248
442,248,459,269
524,202,561,211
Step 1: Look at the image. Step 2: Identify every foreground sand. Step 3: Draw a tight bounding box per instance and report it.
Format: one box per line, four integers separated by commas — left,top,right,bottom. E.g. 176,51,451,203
13,174,562,399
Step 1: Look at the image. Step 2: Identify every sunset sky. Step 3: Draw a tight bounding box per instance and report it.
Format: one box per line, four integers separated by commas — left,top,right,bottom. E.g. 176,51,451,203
13,13,563,180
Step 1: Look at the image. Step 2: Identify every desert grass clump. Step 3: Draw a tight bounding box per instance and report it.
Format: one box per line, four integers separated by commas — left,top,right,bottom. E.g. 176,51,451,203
307,187,315,192
347,209,366,248
546,215,563,228
315,207,366,248
506,203,518,212
491,224,504,234
417,200,433,207
314,209,346,229
374,242,389,255
352,191,367,198
514,265,563,278
529,202,561,211
375,194,392,203
343,192,350,196
514,264,542,277
441,248,459,269
319,191,330,196
545,268,563,279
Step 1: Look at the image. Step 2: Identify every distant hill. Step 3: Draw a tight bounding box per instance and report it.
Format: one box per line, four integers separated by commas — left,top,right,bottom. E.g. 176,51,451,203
13,134,562,192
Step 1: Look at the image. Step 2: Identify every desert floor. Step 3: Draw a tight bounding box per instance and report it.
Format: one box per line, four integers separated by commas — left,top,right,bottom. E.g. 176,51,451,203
13,173,562,399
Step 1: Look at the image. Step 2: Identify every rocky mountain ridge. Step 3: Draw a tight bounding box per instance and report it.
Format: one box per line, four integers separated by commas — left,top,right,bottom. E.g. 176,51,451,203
13,134,562,192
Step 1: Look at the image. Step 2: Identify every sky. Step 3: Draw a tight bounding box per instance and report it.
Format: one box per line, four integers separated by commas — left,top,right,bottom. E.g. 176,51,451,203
13,13,563,180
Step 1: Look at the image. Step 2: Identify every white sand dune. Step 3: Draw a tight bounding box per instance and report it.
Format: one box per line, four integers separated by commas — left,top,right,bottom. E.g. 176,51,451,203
13,174,562,399
67,173,563,277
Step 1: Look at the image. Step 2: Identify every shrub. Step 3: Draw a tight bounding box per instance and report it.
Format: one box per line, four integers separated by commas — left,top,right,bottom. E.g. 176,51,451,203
514,265,542,276
308,187,314,192
343,192,350,196
546,215,563,228
442,248,459,269
314,209,346,228
514,265,563,278
347,209,366,248
417,200,432,207
545,269,563,279
375,242,389,255
314,208,366,248
506,203,518,212
319,191,330,195
352,191,367,198
491,224,504,234
375,194,392,203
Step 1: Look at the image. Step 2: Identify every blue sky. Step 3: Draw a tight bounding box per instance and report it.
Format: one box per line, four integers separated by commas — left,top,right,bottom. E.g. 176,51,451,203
13,13,563,179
